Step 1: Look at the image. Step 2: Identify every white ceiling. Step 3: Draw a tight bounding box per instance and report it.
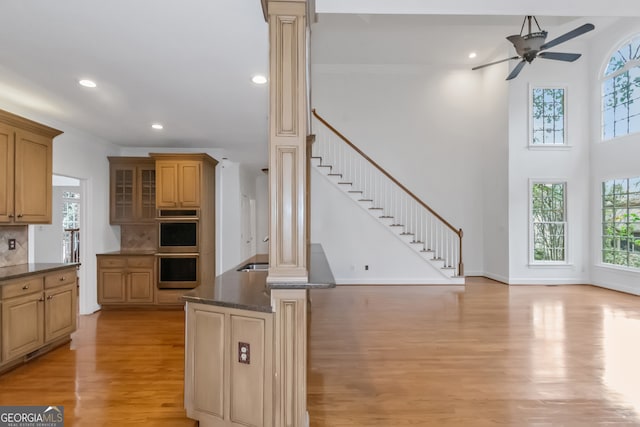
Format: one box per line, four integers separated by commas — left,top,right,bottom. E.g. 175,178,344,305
0,0,269,166
0,1,630,167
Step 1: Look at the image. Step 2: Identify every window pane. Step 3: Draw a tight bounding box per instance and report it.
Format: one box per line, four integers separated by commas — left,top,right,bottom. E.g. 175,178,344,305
601,175,640,269
531,88,565,145
531,183,566,262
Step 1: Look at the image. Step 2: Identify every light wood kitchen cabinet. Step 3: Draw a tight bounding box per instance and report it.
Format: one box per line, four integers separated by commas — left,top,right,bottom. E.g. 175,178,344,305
109,157,156,224
0,266,77,369
1,284,44,361
185,302,274,427
97,255,155,305
154,159,201,209
0,109,62,225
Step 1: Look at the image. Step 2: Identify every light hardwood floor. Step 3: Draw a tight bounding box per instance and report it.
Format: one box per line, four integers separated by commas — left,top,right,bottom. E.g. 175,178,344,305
308,278,640,426
0,278,639,426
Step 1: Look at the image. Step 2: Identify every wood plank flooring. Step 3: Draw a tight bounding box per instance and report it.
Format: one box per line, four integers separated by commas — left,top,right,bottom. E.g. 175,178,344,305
308,278,640,426
0,310,196,427
0,278,638,426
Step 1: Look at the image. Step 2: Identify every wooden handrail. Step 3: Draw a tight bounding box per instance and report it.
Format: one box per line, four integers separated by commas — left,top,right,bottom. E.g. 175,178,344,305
312,109,462,238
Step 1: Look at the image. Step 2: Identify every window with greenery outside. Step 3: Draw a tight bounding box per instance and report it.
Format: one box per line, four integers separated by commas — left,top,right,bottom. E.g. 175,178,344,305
532,88,565,145
532,183,566,262
602,177,640,269
602,35,640,140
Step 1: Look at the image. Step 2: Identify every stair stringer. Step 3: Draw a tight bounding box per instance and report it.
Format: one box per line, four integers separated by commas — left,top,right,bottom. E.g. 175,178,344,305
311,165,465,285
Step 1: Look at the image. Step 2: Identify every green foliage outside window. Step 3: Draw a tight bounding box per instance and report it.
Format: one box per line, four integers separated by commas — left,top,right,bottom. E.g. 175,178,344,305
532,183,566,262
602,37,640,140
532,88,565,145
602,177,640,269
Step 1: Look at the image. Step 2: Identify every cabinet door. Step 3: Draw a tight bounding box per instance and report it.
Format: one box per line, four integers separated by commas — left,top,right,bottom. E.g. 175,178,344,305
156,161,179,208
127,269,154,303
185,305,225,421
44,283,77,342
0,123,14,223
110,165,136,223
2,292,44,361
178,161,201,208
14,129,52,223
137,166,156,221
98,269,126,304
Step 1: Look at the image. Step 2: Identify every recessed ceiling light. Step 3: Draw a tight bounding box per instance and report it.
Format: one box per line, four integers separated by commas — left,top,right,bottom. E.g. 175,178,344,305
251,75,267,84
78,79,97,88
151,123,163,130
468,52,477,59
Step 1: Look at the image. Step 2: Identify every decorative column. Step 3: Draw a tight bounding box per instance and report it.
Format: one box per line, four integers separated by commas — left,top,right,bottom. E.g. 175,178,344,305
267,1,309,426
267,0,308,284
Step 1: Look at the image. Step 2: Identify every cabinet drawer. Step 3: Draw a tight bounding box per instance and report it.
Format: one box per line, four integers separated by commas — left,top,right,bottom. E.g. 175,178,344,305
2,277,44,299
44,269,76,289
127,257,155,268
98,257,127,268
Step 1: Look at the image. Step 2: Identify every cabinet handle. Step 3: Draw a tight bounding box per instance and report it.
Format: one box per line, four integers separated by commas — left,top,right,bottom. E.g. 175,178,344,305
47,295,53,300
38,297,45,302
17,213,23,218
60,276,65,281
22,285,29,290
8,213,14,218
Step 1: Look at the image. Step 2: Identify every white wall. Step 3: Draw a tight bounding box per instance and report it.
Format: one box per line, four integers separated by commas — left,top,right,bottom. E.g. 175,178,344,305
506,35,591,285
312,64,505,278
311,167,454,283
255,172,269,255
480,61,510,283
588,18,640,295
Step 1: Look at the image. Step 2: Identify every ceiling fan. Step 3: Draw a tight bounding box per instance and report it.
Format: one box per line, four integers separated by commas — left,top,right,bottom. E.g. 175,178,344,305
472,16,595,80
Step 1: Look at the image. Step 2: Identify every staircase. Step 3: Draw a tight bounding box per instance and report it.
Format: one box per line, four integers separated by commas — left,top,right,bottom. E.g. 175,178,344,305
311,110,464,283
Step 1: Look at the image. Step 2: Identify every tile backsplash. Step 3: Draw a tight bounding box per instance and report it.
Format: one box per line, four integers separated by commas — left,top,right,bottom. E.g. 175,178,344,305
0,226,28,267
120,224,157,251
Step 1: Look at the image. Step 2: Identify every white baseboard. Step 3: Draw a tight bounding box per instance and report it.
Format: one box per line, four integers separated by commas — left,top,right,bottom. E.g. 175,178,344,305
591,281,640,296
335,278,464,285
508,278,588,285
481,272,509,284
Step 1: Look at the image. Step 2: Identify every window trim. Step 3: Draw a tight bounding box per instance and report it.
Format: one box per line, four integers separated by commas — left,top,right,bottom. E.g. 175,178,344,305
529,179,569,265
528,84,569,149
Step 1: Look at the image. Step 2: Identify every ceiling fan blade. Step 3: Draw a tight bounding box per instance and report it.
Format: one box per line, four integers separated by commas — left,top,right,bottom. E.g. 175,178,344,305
540,23,595,51
538,52,582,62
472,56,520,71
506,60,526,80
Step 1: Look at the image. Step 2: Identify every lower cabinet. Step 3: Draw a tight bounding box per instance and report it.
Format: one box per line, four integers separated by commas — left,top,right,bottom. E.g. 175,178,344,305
185,302,274,427
97,255,155,305
0,267,77,368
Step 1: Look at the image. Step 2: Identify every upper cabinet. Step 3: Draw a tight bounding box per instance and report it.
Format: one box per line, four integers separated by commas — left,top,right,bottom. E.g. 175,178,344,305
109,157,156,224
151,154,217,210
0,109,62,225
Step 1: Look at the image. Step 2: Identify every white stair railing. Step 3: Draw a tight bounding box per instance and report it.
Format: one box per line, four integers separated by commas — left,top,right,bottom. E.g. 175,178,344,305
312,110,464,277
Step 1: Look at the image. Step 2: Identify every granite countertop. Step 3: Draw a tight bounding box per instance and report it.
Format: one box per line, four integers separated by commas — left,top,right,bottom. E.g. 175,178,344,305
183,244,336,313
0,263,80,282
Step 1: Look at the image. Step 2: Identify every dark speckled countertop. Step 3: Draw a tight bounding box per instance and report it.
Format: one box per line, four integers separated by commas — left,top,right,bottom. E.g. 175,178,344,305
183,244,335,313
0,263,80,282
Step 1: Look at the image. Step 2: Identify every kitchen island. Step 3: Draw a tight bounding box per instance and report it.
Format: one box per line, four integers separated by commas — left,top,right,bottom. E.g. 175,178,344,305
183,244,334,427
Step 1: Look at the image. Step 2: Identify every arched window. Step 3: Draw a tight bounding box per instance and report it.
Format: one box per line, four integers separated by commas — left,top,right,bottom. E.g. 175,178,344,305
602,35,640,140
